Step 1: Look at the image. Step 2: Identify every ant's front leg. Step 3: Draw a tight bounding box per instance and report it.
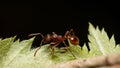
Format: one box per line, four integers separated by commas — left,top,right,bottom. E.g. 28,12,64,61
62,41,76,58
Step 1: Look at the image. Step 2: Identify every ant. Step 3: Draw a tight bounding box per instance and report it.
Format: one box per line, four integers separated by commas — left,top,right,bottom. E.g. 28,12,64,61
28,29,79,58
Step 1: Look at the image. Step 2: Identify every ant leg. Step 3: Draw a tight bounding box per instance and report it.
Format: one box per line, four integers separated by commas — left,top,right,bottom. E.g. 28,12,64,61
50,42,60,55
50,45,55,55
34,39,44,57
28,33,44,38
62,41,76,58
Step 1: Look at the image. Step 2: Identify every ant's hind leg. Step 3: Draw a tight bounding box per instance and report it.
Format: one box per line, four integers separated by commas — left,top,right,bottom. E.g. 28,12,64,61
28,33,44,38
34,39,44,57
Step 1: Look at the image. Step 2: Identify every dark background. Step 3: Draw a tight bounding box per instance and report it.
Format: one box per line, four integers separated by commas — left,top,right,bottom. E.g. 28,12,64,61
0,1,120,47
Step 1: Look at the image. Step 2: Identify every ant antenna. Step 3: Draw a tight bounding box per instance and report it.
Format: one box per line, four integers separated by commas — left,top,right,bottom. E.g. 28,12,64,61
69,29,75,35
64,31,69,38
64,29,75,37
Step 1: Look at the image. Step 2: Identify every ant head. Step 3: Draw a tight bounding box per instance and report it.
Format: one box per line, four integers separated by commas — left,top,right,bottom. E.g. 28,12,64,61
64,29,79,45
68,35,79,45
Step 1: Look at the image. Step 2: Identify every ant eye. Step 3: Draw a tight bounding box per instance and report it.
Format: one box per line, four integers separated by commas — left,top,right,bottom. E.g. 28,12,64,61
69,36,79,45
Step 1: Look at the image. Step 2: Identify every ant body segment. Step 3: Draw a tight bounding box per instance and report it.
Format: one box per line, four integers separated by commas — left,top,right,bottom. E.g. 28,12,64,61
28,29,79,58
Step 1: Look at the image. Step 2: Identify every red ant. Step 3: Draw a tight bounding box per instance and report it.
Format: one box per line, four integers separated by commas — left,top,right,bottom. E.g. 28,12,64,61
28,29,79,58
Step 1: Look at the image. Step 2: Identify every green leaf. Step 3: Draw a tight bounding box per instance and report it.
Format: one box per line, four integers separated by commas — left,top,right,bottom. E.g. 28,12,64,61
88,23,120,57
0,37,35,68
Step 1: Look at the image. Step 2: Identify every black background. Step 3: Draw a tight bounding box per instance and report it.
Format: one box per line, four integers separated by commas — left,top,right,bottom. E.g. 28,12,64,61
0,1,120,47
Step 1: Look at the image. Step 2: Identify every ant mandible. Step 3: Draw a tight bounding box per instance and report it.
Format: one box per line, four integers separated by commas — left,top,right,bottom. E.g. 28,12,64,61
28,29,79,58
